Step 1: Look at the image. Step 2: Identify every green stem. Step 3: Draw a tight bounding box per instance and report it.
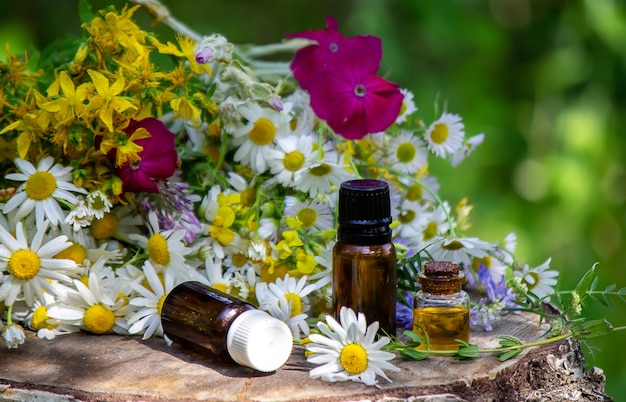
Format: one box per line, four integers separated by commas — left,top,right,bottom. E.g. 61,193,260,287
6,304,13,326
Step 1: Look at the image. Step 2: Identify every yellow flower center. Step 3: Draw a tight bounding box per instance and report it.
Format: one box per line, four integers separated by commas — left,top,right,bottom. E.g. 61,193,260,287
55,243,87,264
309,163,331,177
25,171,56,201
31,305,58,330
212,283,229,293
90,213,119,240
80,275,89,287
260,263,288,283
442,240,465,251
249,118,276,145
522,272,540,291
396,142,416,163
398,210,415,224
231,253,248,268
340,343,368,375
83,304,115,334
296,207,317,229
8,249,41,280
430,123,449,144
90,196,107,211
117,292,129,306
147,233,170,266
284,292,302,317
399,101,407,116
422,222,438,241
406,184,423,202
472,256,492,272
156,295,166,315
283,151,305,171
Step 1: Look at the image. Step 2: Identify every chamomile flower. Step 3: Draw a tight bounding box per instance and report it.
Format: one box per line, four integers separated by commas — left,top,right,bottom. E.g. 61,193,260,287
128,211,194,290
294,160,353,198
395,88,417,124
425,236,493,266
46,271,130,335
127,261,172,341
513,258,558,301
450,133,484,167
85,190,113,219
284,198,333,233
266,134,316,187
196,255,235,294
394,200,430,241
306,306,399,387
2,157,87,229
424,113,464,158
256,274,330,339
2,323,25,349
89,205,144,243
231,102,290,173
0,221,76,307
24,288,79,339
388,130,428,174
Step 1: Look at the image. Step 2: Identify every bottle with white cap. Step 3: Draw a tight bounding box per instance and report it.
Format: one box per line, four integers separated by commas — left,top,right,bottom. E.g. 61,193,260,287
161,281,293,372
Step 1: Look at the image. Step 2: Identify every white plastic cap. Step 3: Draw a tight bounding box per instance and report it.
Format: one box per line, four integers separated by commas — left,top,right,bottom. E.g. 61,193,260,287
226,309,293,372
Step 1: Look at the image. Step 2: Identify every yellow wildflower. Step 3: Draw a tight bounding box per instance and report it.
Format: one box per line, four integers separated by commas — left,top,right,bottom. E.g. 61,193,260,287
39,71,91,125
99,126,151,167
152,35,211,76
86,70,136,132
209,206,236,245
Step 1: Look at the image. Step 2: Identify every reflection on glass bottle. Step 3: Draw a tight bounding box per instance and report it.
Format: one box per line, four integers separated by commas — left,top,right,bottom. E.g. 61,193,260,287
332,179,397,335
413,261,470,350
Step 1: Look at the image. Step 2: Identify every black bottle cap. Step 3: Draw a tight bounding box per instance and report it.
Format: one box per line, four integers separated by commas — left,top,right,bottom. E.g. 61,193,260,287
337,179,392,244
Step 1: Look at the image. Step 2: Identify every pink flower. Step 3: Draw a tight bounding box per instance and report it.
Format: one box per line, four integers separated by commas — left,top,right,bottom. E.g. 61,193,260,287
116,118,179,193
286,16,381,90
287,16,402,139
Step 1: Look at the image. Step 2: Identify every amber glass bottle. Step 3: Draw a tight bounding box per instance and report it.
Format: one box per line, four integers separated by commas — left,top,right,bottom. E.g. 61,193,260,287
332,179,397,335
161,281,293,372
413,261,470,350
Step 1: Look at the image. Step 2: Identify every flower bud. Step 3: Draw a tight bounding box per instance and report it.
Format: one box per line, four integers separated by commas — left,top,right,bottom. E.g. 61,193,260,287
195,34,234,64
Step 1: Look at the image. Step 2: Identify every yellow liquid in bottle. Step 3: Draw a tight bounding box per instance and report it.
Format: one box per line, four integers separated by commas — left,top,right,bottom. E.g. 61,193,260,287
413,306,470,350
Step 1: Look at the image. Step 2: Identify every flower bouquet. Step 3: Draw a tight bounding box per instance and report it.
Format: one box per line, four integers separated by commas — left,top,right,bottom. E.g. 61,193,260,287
0,0,623,388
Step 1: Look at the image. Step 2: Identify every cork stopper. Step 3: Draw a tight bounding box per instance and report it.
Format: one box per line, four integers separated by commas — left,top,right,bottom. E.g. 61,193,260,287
418,261,464,294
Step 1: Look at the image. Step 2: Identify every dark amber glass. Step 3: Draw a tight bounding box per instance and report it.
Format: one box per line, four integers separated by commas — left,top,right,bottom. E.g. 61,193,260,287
332,241,397,335
161,281,255,359
332,179,397,336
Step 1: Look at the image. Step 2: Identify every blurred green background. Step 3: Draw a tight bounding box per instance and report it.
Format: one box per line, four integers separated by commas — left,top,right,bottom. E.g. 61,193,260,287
2,0,625,397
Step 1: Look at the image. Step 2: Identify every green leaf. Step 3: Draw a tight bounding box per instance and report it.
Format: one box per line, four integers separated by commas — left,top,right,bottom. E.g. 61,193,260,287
495,334,523,347
575,263,598,296
572,319,614,340
454,340,479,360
400,348,429,361
617,287,626,303
497,349,522,362
78,0,97,24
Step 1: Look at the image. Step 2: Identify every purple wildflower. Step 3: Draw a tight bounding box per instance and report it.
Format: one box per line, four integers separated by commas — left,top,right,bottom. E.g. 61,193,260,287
396,291,414,330
135,174,202,242
195,48,213,64
470,265,520,332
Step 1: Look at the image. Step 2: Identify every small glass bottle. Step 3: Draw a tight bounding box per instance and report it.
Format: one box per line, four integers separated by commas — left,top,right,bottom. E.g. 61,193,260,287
413,260,470,350
160,281,293,372
332,179,397,335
